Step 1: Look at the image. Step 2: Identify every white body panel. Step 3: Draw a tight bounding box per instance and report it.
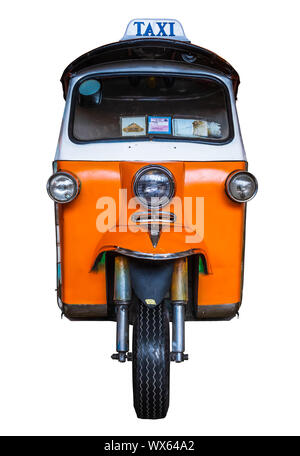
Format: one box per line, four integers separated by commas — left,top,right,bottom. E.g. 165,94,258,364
55,61,246,162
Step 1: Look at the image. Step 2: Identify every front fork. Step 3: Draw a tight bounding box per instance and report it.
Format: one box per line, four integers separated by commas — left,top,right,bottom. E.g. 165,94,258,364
111,256,188,363
111,256,131,362
170,257,189,362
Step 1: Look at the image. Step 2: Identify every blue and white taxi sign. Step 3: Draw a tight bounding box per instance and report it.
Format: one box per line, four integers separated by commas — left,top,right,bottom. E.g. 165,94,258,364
121,19,189,42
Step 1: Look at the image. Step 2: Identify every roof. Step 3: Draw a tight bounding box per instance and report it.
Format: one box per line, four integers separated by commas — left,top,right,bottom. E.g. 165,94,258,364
61,39,240,99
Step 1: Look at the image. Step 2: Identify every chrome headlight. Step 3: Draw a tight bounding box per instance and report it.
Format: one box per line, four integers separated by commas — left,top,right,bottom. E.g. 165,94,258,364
133,165,175,208
226,171,258,203
47,172,80,203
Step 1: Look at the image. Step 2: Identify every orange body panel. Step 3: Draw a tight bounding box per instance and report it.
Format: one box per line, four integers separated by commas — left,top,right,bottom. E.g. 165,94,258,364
56,160,246,308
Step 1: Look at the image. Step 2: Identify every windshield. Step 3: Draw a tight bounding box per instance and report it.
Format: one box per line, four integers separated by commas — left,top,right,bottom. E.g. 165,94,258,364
71,75,232,143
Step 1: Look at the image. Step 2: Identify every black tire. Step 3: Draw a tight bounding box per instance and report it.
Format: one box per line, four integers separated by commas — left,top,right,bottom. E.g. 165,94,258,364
132,301,170,419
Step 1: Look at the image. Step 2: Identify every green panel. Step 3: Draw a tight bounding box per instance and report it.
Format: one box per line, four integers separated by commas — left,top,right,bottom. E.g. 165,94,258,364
96,253,106,271
199,256,205,274
99,253,106,265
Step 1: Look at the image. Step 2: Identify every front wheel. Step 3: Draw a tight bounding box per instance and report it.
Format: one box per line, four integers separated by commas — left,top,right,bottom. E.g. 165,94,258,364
132,301,170,419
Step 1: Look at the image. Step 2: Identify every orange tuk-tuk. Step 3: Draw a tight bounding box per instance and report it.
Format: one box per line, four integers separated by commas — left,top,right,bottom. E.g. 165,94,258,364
47,19,257,419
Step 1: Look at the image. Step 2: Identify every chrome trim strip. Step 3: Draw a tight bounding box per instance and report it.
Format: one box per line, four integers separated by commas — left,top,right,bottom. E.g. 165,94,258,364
131,211,176,224
114,247,201,260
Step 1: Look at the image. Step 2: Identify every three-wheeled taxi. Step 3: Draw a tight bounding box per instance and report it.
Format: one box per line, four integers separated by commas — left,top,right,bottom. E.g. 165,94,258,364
47,19,257,419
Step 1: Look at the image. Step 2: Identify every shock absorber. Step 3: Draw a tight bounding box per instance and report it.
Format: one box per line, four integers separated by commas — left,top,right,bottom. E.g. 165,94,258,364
111,256,131,362
171,257,189,363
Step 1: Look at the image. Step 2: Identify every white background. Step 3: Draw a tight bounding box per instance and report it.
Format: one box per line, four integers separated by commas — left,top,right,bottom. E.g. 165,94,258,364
1,0,299,436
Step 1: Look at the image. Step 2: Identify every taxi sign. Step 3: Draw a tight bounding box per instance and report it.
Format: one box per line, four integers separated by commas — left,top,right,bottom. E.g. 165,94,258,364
121,19,189,42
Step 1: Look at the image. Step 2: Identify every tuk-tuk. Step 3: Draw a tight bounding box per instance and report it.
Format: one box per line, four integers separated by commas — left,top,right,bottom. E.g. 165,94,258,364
47,19,257,419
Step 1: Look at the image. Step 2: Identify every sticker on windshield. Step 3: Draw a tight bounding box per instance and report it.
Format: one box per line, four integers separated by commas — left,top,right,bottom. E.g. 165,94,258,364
121,116,146,136
148,116,172,134
207,121,222,138
173,119,222,138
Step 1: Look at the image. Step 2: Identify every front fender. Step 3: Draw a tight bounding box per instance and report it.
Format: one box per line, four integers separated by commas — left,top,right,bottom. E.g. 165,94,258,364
129,259,174,306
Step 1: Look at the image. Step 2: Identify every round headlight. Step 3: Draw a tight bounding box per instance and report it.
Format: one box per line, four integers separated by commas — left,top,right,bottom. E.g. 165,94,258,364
47,172,80,203
133,165,175,208
226,171,258,203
